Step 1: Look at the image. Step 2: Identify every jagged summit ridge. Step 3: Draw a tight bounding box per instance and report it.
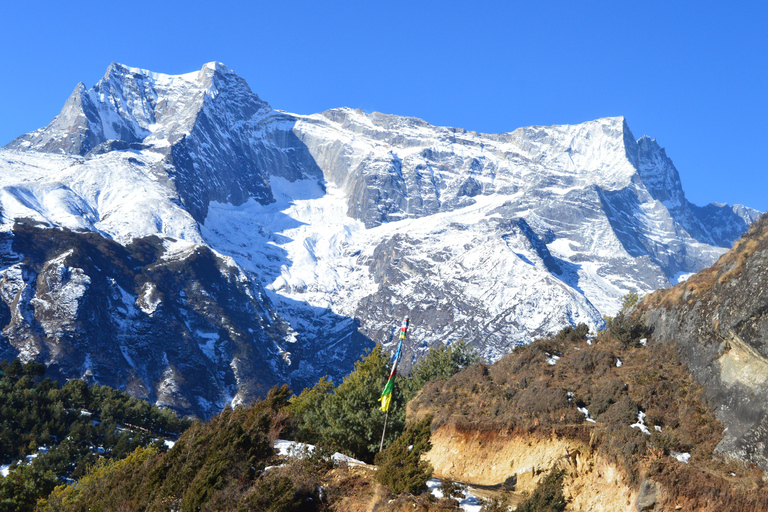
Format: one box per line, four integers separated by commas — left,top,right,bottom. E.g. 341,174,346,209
296,112,645,230
0,62,761,410
9,62,272,156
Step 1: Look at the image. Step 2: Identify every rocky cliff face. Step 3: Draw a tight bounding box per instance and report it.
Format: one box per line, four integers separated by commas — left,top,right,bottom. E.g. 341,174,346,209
0,62,760,412
425,425,638,512
639,213,768,470
0,223,287,417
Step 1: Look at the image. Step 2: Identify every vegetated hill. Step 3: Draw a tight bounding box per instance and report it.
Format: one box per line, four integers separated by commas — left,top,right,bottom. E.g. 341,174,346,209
409,325,768,512
0,359,190,512
19,310,768,511
638,212,768,471
32,343,479,512
0,62,760,416
35,389,291,512
34,389,455,512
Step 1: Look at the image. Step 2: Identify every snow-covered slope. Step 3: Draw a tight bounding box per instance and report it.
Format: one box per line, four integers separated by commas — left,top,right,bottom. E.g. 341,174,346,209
0,62,759,411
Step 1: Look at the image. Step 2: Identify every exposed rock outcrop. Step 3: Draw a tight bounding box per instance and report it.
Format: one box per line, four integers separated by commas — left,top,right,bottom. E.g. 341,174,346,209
640,213,768,470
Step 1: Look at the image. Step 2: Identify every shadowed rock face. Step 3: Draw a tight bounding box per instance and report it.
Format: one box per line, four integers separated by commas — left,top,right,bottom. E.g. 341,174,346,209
639,213,768,469
0,223,373,418
0,224,284,417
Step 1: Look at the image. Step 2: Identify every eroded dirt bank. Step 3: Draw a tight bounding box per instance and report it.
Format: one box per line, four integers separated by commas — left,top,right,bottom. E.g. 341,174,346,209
427,425,639,512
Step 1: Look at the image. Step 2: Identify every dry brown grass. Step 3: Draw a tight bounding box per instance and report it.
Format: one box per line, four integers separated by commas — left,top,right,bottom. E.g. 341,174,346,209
649,460,768,512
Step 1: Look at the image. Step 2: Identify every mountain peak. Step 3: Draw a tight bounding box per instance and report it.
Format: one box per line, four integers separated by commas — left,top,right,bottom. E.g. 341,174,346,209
0,62,760,421
603,115,627,125
96,62,241,94
201,61,230,73
5,62,273,156
637,134,661,151
102,62,163,82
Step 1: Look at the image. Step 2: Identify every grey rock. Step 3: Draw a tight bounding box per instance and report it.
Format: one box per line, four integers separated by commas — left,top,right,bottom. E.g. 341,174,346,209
0,224,363,417
634,479,659,511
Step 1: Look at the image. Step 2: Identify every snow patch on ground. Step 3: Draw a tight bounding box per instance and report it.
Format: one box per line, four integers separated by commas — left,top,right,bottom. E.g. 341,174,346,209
161,237,198,260
196,330,220,361
671,451,691,463
427,478,483,512
672,271,696,284
137,282,161,315
273,440,366,466
578,407,597,423
630,411,652,435
3,446,53,476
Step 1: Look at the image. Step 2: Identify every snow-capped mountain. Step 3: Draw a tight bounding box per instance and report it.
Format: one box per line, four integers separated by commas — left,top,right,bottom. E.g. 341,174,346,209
0,62,759,415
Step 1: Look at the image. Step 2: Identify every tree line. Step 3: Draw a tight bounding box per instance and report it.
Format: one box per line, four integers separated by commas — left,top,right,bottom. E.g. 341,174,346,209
0,359,192,512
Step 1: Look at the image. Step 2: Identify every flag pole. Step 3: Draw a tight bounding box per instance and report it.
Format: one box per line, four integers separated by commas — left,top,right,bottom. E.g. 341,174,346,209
378,316,409,453
379,409,389,453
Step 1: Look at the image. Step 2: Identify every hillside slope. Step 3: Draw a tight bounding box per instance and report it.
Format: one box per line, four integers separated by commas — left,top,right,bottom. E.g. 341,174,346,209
639,213,768,470
409,324,768,511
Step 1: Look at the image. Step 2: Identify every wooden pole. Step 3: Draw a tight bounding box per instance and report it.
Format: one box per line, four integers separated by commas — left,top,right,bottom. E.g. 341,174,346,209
379,315,408,453
379,409,390,453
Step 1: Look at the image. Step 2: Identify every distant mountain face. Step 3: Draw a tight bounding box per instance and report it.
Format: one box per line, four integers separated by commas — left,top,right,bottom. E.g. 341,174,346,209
0,62,760,416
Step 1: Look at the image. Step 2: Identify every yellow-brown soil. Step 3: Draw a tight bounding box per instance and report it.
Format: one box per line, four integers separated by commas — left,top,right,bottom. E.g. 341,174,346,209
427,425,638,512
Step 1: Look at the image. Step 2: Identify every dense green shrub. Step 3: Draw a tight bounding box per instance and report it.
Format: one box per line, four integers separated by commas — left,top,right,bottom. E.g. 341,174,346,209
480,496,510,512
38,445,159,512
401,339,479,398
289,346,394,463
0,359,190,512
555,323,590,342
290,341,478,463
440,480,465,500
620,292,639,313
239,463,324,512
608,313,648,348
374,417,433,495
38,388,290,512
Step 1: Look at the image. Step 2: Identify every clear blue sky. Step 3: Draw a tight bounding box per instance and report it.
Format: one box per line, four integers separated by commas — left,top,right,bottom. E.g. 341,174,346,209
2,1,766,211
